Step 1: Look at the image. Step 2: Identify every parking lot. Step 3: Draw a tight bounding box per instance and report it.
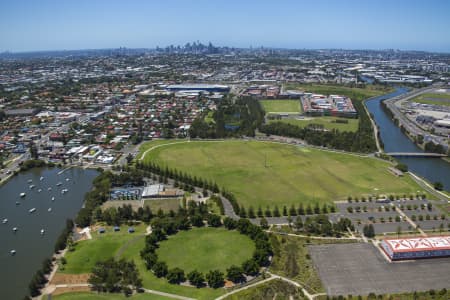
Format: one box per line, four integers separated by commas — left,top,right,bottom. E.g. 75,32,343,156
309,243,450,296
335,199,449,235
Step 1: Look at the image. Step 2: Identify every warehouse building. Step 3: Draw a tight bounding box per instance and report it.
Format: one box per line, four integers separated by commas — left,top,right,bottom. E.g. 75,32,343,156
381,236,450,260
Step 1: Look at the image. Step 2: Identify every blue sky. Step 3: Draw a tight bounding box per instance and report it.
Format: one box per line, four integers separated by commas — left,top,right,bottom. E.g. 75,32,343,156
1,0,449,52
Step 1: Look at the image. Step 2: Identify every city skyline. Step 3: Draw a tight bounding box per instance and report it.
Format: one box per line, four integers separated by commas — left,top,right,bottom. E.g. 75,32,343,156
1,0,450,53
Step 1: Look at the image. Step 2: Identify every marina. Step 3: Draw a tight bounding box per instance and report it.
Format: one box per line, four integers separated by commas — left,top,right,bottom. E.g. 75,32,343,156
0,167,98,300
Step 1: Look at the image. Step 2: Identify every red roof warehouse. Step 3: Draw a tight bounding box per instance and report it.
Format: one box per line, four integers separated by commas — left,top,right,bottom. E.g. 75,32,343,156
381,236,450,260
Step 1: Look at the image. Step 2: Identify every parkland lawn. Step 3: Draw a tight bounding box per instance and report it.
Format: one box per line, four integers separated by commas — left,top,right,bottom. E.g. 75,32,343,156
411,92,450,107
60,224,146,274
53,292,172,300
142,140,429,209
270,116,359,132
61,224,226,299
260,99,302,113
157,227,255,273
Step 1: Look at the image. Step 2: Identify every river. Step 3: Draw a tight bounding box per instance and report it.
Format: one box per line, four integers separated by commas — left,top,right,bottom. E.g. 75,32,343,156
365,87,450,191
0,167,98,300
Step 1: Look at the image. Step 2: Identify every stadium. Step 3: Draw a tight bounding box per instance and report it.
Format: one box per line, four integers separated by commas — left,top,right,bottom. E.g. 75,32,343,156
381,236,450,260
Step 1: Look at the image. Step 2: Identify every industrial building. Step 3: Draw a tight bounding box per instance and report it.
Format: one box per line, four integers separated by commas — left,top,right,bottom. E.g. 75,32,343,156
301,93,357,118
381,236,450,260
165,84,230,93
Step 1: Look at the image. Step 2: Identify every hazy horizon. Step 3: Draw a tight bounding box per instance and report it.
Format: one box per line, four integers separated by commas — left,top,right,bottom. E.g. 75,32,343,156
1,0,450,53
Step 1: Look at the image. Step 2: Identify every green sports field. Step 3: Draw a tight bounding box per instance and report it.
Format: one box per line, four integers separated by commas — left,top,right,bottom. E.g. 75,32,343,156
270,116,359,132
157,227,255,273
142,140,428,209
118,234,225,299
411,92,450,107
260,99,302,113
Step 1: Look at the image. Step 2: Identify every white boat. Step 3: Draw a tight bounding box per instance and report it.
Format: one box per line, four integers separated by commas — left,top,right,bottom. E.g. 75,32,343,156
2,218,7,224
38,189,42,192
56,182,62,186
29,208,36,213
48,208,52,212
20,192,26,197
13,227,18,232
15,202,20,205
61,188,68,194
47,187,52,191
65,178,70,181
51,197,55,201
29,185,35,189
40,176,44,181
27,179,32,183
10,250,16,256
40,229,45,235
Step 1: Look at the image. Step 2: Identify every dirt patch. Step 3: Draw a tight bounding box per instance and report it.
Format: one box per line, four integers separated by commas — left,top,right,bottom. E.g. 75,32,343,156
224,280,235,288
51,286,91,296
50,273,91,285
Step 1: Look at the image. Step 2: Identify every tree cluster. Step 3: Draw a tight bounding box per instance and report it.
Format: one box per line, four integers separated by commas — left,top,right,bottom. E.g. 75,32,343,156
292,215,354,237
363,224,375,238
88,258,142,296
189,96,265,138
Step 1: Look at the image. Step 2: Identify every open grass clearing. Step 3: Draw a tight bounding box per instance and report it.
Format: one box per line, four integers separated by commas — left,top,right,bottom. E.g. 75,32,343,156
143,140,430,209
270,116,359,132
411,92,450,107
60,224,146,274
260,99,302,113
144,198,181,213
156,227,255,274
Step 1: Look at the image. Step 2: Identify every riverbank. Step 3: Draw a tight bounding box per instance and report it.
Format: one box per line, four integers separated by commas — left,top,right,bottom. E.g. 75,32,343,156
381,87,448,156
365,88,450,191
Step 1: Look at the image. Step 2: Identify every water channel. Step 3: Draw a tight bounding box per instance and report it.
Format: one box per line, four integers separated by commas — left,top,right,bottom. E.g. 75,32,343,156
365,87,450,191
0,167,98,300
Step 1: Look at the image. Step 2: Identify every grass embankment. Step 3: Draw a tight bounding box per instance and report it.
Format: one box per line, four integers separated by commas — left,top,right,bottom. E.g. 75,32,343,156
269,234,326,294
224,279,306,300
260,99,302,113
60,224,146,274
53,292,172,300
411,92,450,107
143,140,429,209
270,116,359,132
157,227,255,273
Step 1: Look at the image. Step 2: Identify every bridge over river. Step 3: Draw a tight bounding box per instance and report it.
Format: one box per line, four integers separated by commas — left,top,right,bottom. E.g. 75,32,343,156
385,152,447,158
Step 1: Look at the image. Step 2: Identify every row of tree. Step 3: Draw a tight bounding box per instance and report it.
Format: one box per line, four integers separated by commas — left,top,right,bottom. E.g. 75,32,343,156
27,258,52,298
134,162,234,213
239,203,336,218
25,219,75,298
